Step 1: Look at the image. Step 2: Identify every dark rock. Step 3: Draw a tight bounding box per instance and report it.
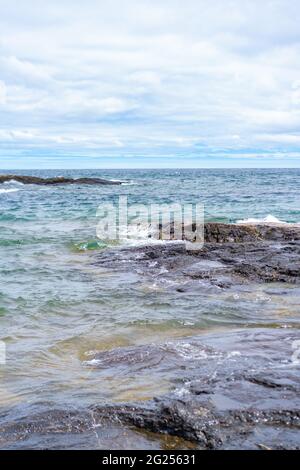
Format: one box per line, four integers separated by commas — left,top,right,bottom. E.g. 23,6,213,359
204,223,261,243
203,223,300,244
1,223,300,450
93,223,300,285
161,221,300,244
89,328,300,449
1,329,299,449
0,175,122,185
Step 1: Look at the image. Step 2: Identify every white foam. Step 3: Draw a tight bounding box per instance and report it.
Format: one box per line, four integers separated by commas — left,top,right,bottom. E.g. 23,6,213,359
0,188,20,194
237,214,288,225
165,342,219,361
4,179,24,186
108,179,134,185
83,358,102,366
118,222,161,247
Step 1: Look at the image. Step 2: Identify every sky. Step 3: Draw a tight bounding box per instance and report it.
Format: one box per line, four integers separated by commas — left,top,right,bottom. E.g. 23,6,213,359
0,0,300,169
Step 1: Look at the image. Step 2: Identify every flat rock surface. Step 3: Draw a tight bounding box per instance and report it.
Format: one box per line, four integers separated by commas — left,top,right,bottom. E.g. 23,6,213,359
0,328,299,449
93,223,300,286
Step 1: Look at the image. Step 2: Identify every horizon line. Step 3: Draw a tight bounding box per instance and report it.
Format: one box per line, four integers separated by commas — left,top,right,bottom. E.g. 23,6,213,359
1,167,300,171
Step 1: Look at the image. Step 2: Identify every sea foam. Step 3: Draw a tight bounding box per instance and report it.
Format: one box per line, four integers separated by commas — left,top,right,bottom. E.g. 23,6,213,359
0,188,20,194
237,214,288,225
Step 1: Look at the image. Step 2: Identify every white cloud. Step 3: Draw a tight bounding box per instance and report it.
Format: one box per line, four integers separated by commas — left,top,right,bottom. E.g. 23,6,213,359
256,134,300,144
0,81,7,104
0,0,300,162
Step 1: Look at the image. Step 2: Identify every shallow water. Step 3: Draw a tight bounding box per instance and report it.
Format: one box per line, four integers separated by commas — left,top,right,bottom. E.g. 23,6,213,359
0,168,300,448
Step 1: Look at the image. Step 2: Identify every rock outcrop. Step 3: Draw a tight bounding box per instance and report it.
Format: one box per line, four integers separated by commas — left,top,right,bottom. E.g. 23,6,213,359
93,223,300,285
1,223,299,449
1,329,299,449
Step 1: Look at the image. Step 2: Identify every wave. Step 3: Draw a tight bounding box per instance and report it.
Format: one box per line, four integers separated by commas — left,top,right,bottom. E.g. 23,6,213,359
0,188,20,194
104,178,129,184
94,222,183,250
72,239,108,252
237,214,288,225
4,179,24,186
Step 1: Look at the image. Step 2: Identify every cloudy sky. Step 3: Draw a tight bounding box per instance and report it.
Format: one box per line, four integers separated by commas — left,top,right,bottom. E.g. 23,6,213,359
0,0,300,168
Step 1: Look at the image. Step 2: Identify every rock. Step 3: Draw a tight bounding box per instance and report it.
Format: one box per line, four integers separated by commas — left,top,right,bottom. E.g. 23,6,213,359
1,223,299,449
160,221,300,244
0,175,122,185
204,223,261,243
90,328,300,449
93,223,300,285
1,329,299,449
204,223,300,243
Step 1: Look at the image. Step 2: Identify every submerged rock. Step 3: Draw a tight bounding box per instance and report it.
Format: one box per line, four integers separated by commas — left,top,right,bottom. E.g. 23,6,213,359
1,329,299,449
88,328,300,449
0,175,122,185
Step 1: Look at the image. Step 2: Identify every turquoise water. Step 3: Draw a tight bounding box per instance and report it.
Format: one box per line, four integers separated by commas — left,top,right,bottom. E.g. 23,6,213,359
0,169,299,429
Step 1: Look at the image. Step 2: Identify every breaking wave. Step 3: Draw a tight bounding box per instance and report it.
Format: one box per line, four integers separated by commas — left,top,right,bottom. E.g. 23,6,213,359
237,214,289,225
0,188,20,194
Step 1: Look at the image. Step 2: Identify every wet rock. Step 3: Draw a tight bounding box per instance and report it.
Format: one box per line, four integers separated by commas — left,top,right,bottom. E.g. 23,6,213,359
94,223,300,285
162,222,300,244
84,340,217,372
204,223,261,243
182,260,230,279
0,175,122,185
1,329,299,449
1,223,299,450
203,223,299,244
230,242,300,283
93,401,223,449
90,328,300,449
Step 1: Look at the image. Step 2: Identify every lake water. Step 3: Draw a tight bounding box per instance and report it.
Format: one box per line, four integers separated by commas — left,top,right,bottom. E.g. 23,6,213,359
0,168,299,448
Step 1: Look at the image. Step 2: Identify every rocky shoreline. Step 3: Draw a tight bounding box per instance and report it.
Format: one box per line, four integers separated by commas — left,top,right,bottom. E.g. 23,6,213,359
90,222,300,448
0,175,122,185
1,328,299,449
91,327,300,449
94,222,300,286
0,223,299,449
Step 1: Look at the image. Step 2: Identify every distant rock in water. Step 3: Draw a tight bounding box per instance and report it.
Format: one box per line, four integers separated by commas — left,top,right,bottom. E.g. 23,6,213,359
0,174,122,185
